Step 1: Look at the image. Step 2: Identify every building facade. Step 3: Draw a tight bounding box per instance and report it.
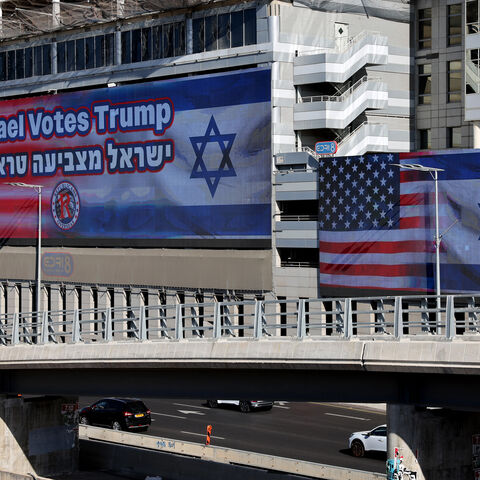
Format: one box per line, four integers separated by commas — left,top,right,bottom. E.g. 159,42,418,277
0,0,470,314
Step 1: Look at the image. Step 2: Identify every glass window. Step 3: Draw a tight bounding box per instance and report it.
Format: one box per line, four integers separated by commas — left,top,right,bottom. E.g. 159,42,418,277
418,8,432,49
419,129,431,150
205,15,217,51
193,17,204,53
153,25,162,59
244,8,256,45
24,47,33,77
57,42,66,73
75,38,85,70
142,27,152,61
121,31,131,64
218,13,230,49
448,60,462,102
66,40,75,72
85,37,95,69
33,46,42,76
0,52,6,81
95,36,104,67
467,0,479,34
42,45,51,74
448,4,462,46
448,127,462,148
231,11,243,47
132,29,141,63
15,49,24,79
174,21,185,56
105,34,114,66
418,63,432,105
7,51,15,80
163,23,174,58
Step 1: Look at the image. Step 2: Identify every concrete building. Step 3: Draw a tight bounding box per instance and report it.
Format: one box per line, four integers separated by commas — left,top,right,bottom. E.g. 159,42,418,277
0,0,469,311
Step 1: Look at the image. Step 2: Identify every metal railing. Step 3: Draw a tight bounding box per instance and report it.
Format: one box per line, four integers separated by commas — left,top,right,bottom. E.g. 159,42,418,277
298,75,380,103
0,295,479,345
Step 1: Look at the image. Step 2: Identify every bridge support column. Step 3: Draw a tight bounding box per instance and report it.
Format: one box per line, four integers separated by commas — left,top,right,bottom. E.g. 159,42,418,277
0,395,78,477
6,282,19,315
387,404,480,480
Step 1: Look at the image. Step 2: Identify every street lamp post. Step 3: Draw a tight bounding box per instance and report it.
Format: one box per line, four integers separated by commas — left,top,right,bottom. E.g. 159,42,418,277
391,163,444,328
6,182,44,312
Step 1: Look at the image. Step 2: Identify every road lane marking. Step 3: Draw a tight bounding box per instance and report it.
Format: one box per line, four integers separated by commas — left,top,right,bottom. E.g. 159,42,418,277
181,431,225,440
178,410,205,416
173,402,210,410
325,413,370,421
151,412,187,419
309,402,386,415
273,405,290,409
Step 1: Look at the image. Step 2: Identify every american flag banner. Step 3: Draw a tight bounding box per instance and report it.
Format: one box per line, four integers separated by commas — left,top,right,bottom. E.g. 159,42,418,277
319,150,480,296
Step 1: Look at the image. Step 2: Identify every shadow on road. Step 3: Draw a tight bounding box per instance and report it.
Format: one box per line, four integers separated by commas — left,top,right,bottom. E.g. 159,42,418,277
339,448,387,461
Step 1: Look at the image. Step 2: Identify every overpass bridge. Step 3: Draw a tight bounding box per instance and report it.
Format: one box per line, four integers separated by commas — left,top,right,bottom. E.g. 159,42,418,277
0,294,480,480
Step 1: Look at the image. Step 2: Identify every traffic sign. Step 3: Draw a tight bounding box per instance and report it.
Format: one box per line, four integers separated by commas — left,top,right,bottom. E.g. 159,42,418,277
315,141,338,155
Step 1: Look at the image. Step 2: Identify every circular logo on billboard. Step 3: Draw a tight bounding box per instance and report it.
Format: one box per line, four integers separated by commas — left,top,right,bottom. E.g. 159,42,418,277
51,182,80,230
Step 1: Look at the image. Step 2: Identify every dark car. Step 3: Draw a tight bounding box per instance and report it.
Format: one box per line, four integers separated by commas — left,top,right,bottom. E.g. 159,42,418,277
206,399,274,413
79,398,151,431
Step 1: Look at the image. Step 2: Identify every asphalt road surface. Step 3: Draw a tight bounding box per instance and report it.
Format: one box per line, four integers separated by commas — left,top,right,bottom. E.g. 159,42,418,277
80,397,387,473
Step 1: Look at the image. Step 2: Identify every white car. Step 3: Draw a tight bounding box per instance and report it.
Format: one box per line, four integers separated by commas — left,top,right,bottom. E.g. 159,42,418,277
348,424,387,457
206,399,273,413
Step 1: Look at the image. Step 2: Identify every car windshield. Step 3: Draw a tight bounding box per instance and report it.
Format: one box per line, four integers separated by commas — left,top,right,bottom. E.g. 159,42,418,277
125,401,147,413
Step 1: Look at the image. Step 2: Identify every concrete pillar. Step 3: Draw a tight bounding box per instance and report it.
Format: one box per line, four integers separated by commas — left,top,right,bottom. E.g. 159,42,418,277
6,282,19,315
186,17,193,55
113,287,127,339
52,0,60,27
0,395,78,477
474,122,480,149
387,404,480,480
20,283,32,315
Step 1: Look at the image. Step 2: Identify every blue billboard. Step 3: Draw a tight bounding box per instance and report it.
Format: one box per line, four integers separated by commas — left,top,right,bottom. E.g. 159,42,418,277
0,67,272,247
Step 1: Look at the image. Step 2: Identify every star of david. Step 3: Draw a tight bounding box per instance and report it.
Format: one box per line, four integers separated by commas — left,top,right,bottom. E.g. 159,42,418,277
190,115,236,197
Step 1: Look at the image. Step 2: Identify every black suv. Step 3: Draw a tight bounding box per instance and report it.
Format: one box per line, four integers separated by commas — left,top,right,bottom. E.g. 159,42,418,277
79,398,151,431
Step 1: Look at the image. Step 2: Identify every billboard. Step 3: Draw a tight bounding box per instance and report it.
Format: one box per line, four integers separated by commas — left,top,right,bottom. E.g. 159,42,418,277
0,67,271,248
319,150,480,296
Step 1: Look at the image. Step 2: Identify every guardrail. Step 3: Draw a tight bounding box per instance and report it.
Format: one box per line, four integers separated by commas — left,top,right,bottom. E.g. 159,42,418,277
79,425,386,480
0,295,479,345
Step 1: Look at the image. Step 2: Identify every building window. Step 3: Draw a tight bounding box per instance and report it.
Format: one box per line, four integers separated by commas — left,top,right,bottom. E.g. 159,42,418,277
418,64,432,104
193,8,256,54
419,129,431,150
448,127,462,148
467,0,479,34
418,8,432,49
448,60,462,102
448,4,462,46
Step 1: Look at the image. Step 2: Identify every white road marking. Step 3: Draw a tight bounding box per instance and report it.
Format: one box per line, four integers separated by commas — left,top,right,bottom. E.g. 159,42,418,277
181,431,225,440
325,413,370,421
173,402,210,410
178,410,206,416
273,405,290,409
151,412,186,419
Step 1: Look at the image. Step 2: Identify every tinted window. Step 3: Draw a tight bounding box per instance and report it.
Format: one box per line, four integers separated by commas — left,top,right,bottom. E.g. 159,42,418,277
42,45,52,74
95,36,105,67
218,13,230,49
244,8,256,45
142,27,152,61
231,11,243,47
174,21,185,56
66,40,75,71
7,51,15,80
205,15,217,51
152,25,162,59
57,42,66,73
33,46,42,76
85,37,95,69
132,29,141,63
126,401,147,413
105,34,114,66
25,48,33,77
0,52,6,81
121,31,131,64
372,427,387,436
193,17,204,53
75,38,85,70
15,49,24,79
163,23,173,58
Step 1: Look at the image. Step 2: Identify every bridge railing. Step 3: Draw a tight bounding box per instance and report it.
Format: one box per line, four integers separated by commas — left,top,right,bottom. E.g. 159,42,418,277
1,294,480,345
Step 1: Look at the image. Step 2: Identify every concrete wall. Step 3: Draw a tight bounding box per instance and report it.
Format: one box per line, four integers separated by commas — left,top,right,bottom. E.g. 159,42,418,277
0,396,78,478
387,404,480,480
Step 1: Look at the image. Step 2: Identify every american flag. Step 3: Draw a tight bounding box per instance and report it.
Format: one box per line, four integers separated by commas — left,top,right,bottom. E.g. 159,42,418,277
319,152,439,294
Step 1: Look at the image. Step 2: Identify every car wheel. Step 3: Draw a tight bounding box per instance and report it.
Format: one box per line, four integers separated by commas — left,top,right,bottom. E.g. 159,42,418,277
239,401,251,413
351,440,365,457
207,400,218,408
112,421,123,431
79,416,89,425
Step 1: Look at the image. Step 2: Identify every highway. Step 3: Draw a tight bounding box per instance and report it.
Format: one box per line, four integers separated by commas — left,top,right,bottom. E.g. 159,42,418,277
80,397,387,473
